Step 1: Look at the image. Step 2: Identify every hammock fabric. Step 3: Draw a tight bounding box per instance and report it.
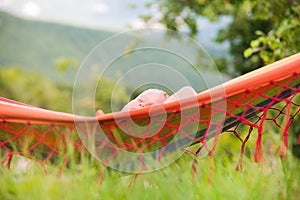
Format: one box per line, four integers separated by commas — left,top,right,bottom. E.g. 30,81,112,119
0,53,300,173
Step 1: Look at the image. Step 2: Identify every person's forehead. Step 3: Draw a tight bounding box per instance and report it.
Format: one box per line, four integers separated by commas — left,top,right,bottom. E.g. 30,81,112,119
142,90,161,95
148,91,163,96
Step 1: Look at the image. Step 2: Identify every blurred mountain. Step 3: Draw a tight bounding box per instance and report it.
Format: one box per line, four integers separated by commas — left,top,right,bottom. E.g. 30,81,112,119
0,11,113,82
0,11,228,84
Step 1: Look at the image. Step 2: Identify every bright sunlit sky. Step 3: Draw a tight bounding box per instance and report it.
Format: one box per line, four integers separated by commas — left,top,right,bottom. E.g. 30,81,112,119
0,0,230,37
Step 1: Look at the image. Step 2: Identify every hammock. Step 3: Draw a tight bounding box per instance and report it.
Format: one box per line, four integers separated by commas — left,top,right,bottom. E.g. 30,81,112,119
0,53,300,173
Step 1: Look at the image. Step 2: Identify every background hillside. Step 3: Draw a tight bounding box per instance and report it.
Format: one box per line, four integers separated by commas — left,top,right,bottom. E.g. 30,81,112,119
0,11,228,84
0,11,113,83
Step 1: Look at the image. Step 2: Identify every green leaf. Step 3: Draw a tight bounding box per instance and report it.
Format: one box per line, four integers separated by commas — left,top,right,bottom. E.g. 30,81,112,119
244,48,253,58
255,30,265,36
250,40,259,48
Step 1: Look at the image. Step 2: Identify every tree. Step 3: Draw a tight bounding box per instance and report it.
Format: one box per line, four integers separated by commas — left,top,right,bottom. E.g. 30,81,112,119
0,67,129,114
142,0,300,75
0,67,73,112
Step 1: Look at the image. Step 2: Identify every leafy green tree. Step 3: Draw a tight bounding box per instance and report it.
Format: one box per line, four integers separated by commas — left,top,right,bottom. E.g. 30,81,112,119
142,0,300,75
0,67,73,112
55,56,79,74
0,66,130,114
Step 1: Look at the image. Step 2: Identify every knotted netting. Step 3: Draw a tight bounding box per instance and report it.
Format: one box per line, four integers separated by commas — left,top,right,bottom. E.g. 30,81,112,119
0,53,299,174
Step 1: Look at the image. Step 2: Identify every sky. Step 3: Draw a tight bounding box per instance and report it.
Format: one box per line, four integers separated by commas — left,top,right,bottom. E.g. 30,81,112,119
0,0,230,36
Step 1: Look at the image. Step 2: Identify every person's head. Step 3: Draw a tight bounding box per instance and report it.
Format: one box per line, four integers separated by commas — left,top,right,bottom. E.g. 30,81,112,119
136,89,168,106
122,89,169,111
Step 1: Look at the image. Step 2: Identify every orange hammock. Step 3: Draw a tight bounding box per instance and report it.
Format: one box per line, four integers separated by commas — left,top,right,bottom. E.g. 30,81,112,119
1,53,300,173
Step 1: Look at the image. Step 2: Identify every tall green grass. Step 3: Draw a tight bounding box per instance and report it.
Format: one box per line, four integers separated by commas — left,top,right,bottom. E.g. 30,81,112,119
1,131,299,200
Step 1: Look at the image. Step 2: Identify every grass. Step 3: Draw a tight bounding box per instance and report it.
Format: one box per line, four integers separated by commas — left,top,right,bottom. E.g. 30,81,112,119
1,132,300,200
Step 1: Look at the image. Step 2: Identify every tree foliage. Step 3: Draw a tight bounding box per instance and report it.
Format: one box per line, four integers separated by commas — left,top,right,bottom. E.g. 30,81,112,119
142,0,300,75
0,67,73,112
0,67,129,114
55,57,79,74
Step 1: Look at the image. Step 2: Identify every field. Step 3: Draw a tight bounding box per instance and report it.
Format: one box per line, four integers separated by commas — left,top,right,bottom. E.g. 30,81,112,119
1,132,299,200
